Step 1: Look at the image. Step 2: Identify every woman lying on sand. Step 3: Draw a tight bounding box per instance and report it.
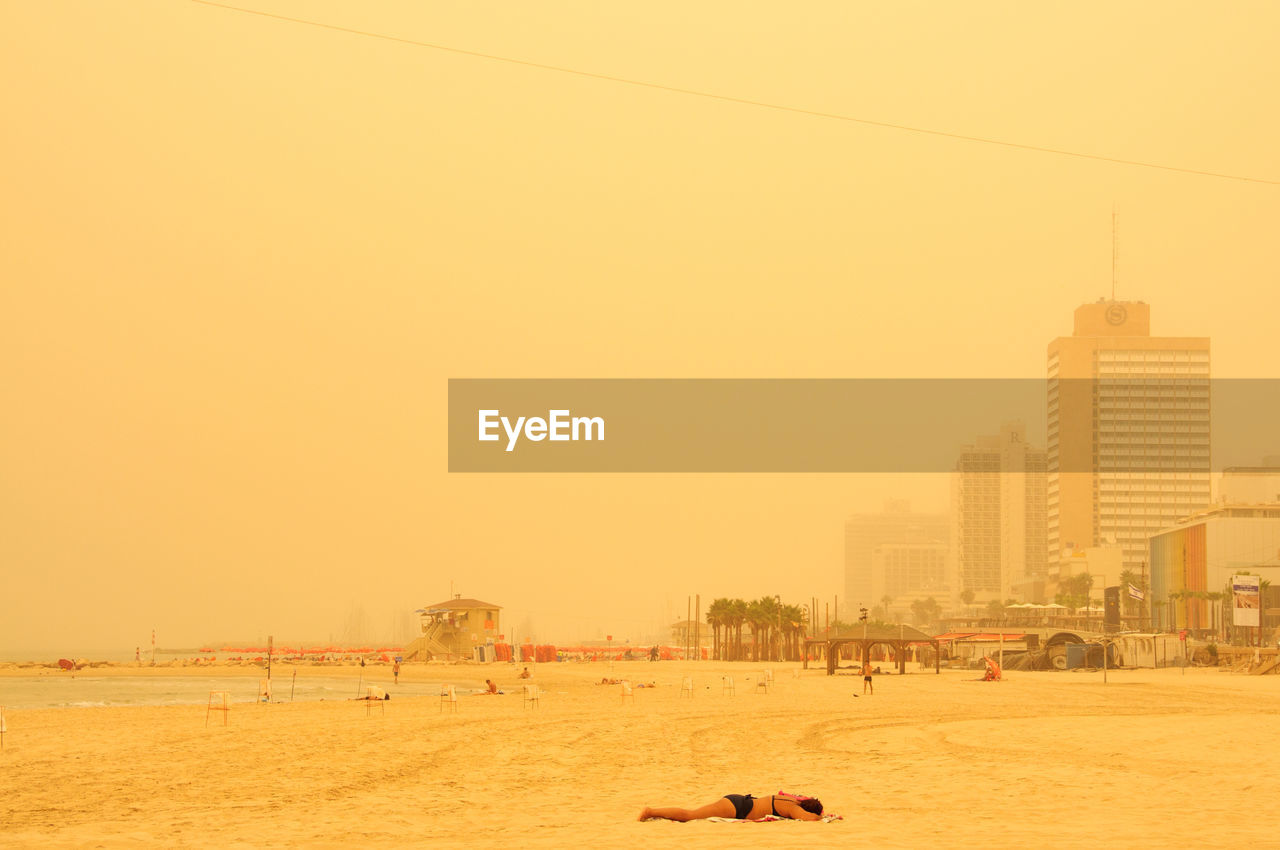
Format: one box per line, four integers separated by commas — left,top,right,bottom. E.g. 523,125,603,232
639,793,823,821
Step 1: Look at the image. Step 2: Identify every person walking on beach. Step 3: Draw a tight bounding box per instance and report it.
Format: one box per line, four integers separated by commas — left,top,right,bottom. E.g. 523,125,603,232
640,793,824,822
862,659,873,695
393,660,401,684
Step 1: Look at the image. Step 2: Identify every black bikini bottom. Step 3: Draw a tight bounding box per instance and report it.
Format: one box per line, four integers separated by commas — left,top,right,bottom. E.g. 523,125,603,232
723,794,754,819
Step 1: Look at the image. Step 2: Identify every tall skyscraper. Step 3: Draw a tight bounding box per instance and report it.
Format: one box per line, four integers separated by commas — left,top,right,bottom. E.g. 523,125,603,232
844,500,948,617
951,422,1048,603
1047,300,1210,590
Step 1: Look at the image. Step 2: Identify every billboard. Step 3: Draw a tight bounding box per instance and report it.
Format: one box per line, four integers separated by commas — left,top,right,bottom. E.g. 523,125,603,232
1232,575,1261,627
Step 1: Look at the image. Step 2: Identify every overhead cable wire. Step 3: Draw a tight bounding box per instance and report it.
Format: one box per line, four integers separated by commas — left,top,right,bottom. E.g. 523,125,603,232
189,0,1278,186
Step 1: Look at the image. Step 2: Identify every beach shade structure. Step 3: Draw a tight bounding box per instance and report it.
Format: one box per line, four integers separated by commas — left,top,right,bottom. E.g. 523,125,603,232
816,624,942,676
207,691,230,727
522,684,540,709
722,676,736,696
679,677,694,698
620,680,635,705
57,659,74,671
439,685,458,713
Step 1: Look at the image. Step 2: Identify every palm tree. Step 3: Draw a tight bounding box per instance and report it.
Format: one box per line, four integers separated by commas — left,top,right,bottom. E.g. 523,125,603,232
1055,573,1094,613
780,603,807,661
744,599,764,662
751,596,781,661
706,598,731,661
728,598,748,661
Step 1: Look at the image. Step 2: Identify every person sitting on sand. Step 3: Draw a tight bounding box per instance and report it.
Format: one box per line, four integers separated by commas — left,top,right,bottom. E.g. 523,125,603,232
484,679,500,694
982,656,1002,682
518,667,531,679
640,793,824,822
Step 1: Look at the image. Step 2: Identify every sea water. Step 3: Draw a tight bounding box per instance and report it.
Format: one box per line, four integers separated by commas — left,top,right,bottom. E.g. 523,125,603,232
0,674,492,710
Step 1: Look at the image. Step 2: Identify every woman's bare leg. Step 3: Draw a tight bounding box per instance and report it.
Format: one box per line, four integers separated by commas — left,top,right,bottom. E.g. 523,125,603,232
640,798,736,821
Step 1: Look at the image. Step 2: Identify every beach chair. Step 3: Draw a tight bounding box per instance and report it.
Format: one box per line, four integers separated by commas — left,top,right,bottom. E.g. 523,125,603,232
755,673,768,694
258,678,272,703
721,675,735,696
439,684,458,713
365,686,386,716
620,680,635,704
679,676,694,698
207,691,230,727
522,684,540,709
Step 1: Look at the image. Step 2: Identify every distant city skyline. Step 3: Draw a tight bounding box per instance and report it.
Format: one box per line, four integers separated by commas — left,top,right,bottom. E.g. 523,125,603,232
4,2,1277,653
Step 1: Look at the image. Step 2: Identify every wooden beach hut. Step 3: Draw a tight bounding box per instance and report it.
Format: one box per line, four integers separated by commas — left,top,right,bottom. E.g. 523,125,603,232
403,596,502,661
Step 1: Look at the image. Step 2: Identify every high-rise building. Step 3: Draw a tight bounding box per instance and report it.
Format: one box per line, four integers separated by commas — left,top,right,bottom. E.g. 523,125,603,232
872,542,949,620
1047,300,1210,591
844,500,948,618
950,422,1048,603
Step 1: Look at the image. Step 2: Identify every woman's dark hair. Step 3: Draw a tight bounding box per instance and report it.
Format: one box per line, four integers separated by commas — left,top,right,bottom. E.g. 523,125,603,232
799,798,823,815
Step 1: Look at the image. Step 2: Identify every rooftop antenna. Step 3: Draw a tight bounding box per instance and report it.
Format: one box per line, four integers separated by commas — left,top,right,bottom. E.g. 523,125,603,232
1111,204,1118,301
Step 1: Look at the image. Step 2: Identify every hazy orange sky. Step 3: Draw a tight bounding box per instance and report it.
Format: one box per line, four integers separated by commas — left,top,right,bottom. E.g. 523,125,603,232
2,1,1277,654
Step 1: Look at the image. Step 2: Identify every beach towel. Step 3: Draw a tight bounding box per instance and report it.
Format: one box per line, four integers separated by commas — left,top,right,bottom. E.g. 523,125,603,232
701,815,843,823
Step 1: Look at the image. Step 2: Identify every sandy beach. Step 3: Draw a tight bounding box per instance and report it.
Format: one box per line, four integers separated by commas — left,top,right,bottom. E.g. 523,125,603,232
3,660,1279,849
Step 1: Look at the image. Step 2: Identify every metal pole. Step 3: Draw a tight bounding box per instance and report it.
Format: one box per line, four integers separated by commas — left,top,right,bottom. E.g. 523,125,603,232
686,596,691,661
695,594,701,662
